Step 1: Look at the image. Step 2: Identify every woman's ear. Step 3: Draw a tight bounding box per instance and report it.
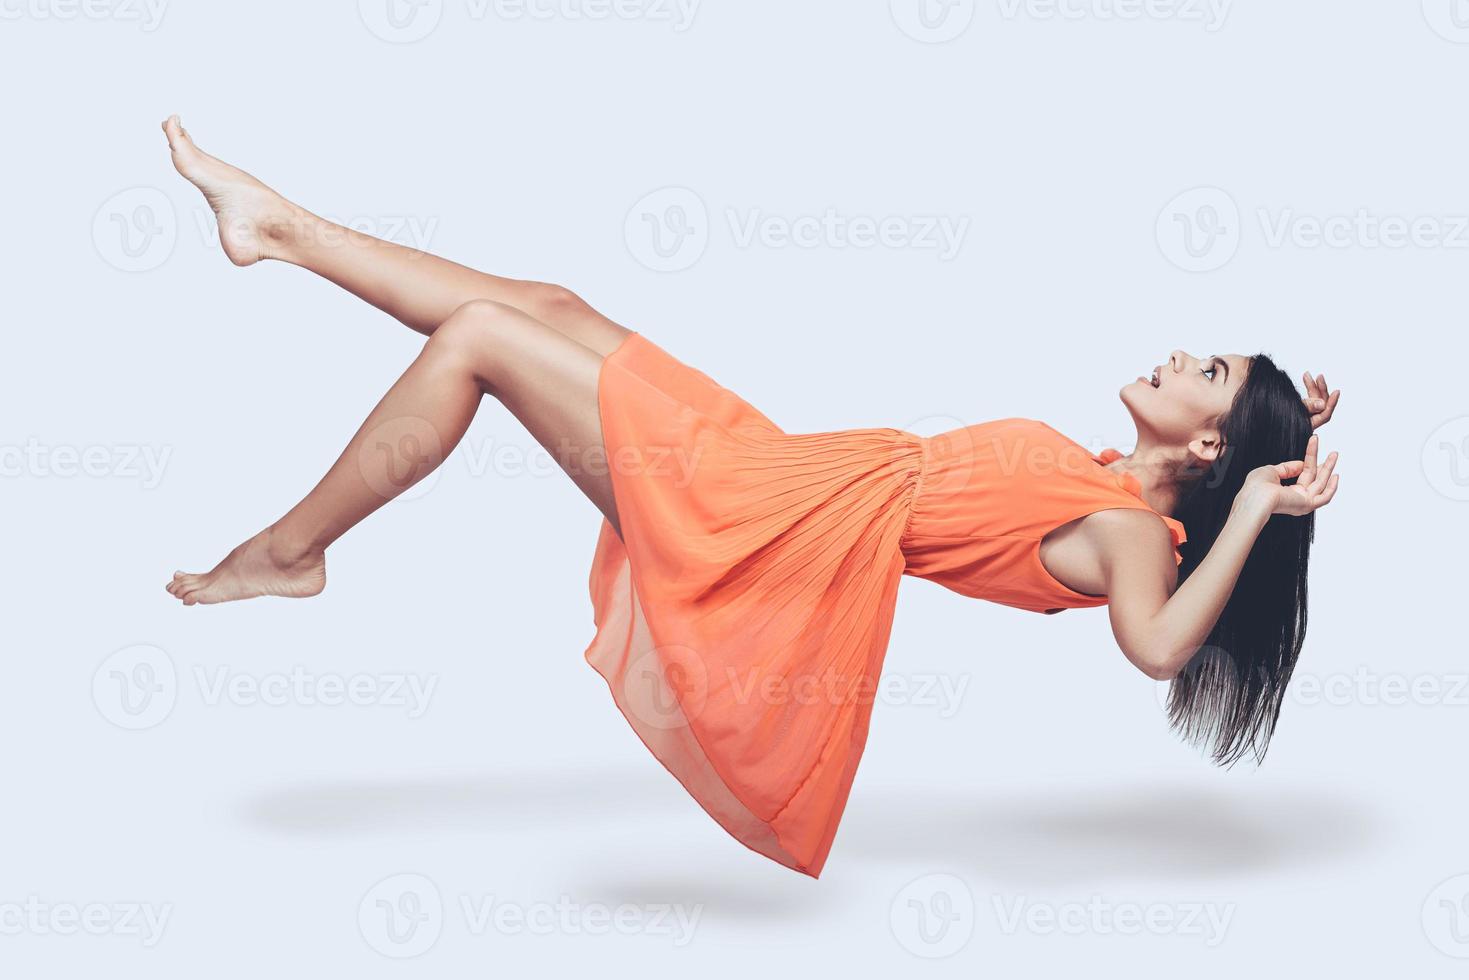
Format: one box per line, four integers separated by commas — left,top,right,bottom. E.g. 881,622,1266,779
1188,430,1225,463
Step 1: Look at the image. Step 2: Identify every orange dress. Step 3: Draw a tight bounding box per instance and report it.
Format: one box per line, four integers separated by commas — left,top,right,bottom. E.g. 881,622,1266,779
583,333,1187,877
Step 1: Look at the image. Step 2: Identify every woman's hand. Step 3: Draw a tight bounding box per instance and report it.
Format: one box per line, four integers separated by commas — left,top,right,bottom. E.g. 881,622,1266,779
1302,371,1341,429
1240,434,1341,518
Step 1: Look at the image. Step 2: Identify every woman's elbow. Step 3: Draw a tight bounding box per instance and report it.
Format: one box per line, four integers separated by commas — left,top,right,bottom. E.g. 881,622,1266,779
1122,644,1182,681
1138,659,1181,682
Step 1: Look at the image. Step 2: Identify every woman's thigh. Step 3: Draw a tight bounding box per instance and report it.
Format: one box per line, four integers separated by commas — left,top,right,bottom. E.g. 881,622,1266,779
433,299,622,534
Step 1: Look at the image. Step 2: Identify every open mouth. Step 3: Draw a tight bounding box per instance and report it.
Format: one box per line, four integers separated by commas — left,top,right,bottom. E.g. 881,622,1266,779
1150,367,1160,388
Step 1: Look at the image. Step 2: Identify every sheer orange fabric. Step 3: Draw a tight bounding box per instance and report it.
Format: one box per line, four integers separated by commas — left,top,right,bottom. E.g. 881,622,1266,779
583,333,1186,877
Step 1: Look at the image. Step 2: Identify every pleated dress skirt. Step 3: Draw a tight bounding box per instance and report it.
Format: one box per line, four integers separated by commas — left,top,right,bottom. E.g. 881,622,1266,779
583,332,926,877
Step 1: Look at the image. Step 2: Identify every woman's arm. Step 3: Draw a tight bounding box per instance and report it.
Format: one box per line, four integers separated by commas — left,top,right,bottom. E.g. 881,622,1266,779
1101,435,1340,680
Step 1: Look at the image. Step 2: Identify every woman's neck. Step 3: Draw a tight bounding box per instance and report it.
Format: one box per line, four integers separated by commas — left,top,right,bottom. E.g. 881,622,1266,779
1104,441,1186,517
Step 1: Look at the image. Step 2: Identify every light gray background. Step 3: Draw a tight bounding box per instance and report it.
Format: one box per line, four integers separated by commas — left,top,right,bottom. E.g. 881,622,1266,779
3,0,1467,974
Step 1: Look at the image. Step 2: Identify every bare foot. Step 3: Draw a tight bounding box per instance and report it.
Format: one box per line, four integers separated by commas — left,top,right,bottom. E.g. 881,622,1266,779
161,114,300,266
166,527,326,605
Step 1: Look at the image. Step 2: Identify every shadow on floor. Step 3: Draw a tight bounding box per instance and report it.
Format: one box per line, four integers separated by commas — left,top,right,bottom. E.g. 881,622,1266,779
241,768,1386,898
842,778,1386,885
240,766,675,836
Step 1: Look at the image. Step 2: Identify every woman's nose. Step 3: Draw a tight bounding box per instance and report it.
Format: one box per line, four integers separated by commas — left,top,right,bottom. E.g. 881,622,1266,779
1167,350,1186,372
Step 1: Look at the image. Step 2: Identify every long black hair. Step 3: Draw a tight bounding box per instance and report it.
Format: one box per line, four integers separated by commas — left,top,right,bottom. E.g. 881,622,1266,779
1164,353,1314,767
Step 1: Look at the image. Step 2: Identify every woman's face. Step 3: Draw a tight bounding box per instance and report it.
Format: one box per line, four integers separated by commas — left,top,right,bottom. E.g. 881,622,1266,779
1120,350,1251,459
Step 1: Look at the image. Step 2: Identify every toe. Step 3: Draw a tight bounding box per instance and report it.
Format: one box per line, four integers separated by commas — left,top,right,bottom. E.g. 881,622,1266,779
164,114,201,159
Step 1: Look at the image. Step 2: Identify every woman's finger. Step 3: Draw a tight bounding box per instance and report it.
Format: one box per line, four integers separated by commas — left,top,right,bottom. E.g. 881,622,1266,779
1312,473,1340,509
1310,450,1339,494
1323,388,1341,421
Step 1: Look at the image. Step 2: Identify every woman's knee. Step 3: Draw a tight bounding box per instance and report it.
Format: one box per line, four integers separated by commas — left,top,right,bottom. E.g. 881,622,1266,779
525,281,589,322
427,300,531,378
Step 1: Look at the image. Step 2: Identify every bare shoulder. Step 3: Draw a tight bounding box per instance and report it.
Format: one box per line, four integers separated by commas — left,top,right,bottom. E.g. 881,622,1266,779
1080,509,1178,575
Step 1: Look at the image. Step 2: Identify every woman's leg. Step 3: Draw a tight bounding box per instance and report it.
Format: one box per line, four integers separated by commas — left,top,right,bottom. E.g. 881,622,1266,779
166,301,616,605
161,115,631,355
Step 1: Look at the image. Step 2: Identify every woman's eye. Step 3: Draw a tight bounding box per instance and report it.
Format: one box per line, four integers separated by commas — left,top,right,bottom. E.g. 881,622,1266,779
1202,366,1217,381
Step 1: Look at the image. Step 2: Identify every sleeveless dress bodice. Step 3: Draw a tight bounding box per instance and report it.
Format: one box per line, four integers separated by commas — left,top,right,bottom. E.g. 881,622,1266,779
581,333,1187,880
898,417,1187,613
